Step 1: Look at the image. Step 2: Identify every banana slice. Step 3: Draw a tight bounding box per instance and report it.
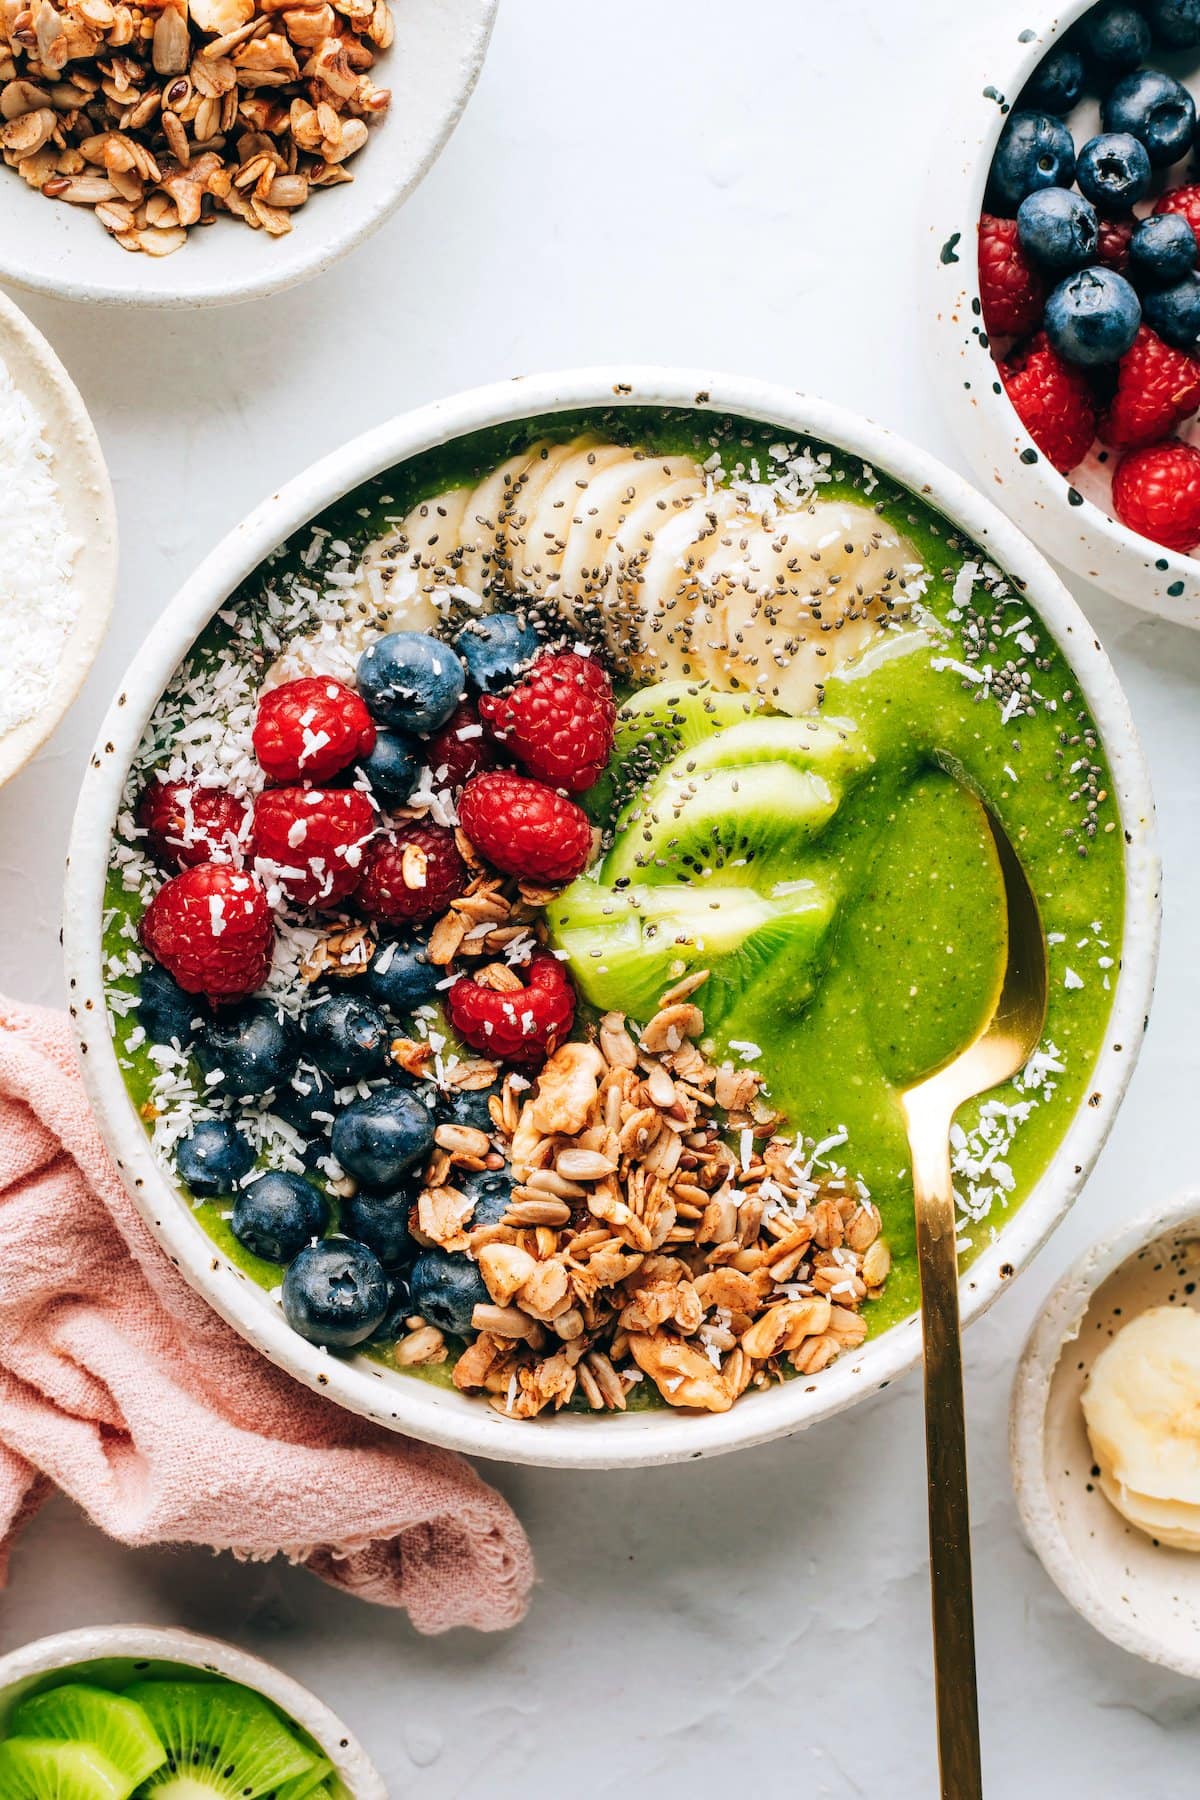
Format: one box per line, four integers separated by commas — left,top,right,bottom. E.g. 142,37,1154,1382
501,436,601,593
555,452,699,631
516,442,630,604
1082,1304,1200,1549
454,449,538,598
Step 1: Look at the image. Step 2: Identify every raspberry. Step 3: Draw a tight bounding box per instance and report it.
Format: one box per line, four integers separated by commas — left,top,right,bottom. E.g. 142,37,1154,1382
139,863,275,998
446,950,576,1067
1100,325,1200,449
1095,215,1134,273
1112,441,1200,551
357,822,467,923
252,677,376,783
978,214,1045,338
423,701,500,792
1001,332,1097,473
458,771,593,885
479,652,615,794
251,786,375,908
137,780,249,869
1153,182,1200,252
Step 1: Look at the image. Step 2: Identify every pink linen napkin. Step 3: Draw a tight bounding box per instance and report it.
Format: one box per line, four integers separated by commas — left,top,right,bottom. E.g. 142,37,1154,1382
0,995,533,1633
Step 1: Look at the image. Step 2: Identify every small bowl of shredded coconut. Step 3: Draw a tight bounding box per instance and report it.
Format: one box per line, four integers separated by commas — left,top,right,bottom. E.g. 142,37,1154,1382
0,289,117,792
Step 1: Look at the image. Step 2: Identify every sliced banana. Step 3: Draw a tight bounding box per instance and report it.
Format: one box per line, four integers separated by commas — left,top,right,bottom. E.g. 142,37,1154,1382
1082,1304,1200,1549
500,435,599,593
515,442,630,604
454,449,537,597
367,443,921,702
555,452,698,631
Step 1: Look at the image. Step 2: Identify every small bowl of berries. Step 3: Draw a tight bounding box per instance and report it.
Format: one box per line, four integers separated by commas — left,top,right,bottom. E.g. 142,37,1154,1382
929,0,1200,625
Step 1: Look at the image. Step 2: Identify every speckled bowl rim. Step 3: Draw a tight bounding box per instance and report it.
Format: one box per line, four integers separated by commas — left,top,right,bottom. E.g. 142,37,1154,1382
0,1624,385,1796
0,289,117,789
1011,1188,1200,1678
63,367,1161,1470
925,0,1200,626
0,0,496,310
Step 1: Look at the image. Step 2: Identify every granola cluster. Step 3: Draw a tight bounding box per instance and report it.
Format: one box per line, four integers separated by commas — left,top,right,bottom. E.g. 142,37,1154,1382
0,0,391,254
387,964,892,1420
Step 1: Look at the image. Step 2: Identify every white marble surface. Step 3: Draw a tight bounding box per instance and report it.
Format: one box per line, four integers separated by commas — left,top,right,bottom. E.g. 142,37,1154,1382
2,0,1200,1792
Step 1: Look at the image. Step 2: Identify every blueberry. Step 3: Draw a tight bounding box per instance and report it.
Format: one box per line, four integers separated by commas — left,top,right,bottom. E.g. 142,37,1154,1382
356,633,464,734
1044,265,1142,363
1080,2,1152,71
364,934,442,1015
357,729,422,802
456,612,540,695
1075,132,1152,211
1022,44,1085,115
137,962,201,1048
457,1164,513,1227
1129,212,1198,285
194,1003,298,1101
1102,68,1196,166
175,1118,254,1197
301,993,389,1083
331,1087,435,1188
282,1238,390,1349
438,1082,500,1136
988,110,1077,214
1017,187,1099,270
369,1273,413,1344
1145,0,1200,46
409,1248,489,1337
1142,272,1200,346
271,1063,338,1139
341,1187,415,1269
232,1169,329,1263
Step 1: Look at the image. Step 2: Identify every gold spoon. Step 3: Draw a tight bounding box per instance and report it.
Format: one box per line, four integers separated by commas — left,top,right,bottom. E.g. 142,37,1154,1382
899,807,1048,1800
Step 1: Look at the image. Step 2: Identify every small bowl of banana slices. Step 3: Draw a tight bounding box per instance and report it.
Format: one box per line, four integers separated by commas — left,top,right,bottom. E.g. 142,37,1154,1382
1012,1188,1200,1676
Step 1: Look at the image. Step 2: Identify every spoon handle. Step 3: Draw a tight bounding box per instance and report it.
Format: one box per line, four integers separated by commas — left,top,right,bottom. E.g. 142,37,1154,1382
911,1121,983,1800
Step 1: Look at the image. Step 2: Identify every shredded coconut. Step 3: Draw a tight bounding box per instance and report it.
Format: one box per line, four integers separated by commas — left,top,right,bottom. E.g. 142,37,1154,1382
0,359,82,737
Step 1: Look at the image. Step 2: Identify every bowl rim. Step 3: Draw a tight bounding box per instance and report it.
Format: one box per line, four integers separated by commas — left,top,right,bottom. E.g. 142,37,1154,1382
63,365,1162,1470
0,1623,385,1795
0,288,118,789
925,0,1200,625
1010,1187,1200,1679
0,0,497,310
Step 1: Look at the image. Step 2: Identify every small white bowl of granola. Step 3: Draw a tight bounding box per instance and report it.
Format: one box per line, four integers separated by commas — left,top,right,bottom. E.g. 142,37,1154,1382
0,1624,385,1795
64,368,1160,1469
0,0,495,308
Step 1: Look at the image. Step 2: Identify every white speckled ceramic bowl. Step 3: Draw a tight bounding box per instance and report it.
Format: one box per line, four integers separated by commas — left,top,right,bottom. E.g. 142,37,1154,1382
0,1625,385,1796
63,368,1161,1470
0,289,117,792
1012,1189,1200,1678
927,0,1200,626
0,0,495,309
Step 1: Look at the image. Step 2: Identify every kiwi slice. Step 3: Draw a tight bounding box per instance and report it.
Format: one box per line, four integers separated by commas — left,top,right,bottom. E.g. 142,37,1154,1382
602,761,839,891
0,1737,132,1799
10,1684,165,1790
547,879,834,1028
123,1682,316,1800
585,680,765,822
269,1759,333,1800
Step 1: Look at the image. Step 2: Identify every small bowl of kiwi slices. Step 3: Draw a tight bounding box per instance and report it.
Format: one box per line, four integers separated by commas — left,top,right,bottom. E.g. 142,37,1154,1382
0,1624,384,1800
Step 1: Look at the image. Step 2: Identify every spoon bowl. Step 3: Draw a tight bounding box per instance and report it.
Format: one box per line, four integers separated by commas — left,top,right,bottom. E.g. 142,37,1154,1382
901,804,1048,1799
